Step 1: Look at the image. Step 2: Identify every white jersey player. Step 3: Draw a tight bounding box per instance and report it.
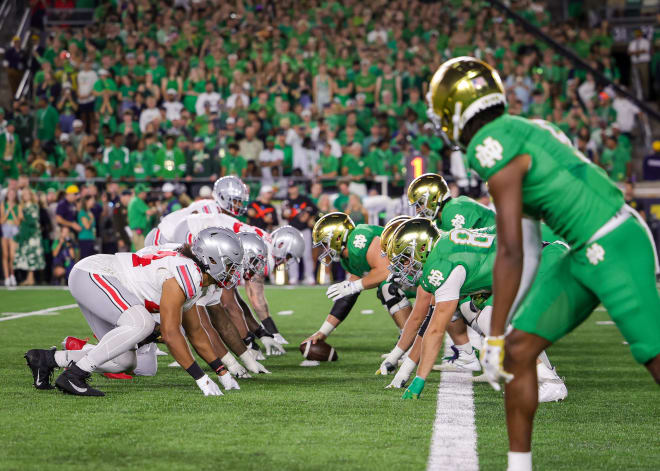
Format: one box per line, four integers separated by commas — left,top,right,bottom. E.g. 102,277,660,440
24,228,244,396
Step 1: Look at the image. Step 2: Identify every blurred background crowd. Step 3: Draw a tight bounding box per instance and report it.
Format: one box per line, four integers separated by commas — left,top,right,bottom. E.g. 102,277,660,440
0,0,659,286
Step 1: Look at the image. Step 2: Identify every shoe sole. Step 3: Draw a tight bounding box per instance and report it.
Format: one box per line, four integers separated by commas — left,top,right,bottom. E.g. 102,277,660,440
55,381,105,397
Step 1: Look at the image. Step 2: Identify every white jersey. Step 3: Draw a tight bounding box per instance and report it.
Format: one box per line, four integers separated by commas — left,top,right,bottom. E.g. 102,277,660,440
73,246,204,314
156,199,223,242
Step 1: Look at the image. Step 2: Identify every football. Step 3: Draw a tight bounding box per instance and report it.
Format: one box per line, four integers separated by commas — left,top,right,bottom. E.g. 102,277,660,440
299,339,338,362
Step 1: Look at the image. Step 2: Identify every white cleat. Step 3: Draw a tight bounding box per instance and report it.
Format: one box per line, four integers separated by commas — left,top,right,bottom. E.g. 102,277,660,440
433,346,481,372
537,362,567,403
273,333,289,345
155,347,168,356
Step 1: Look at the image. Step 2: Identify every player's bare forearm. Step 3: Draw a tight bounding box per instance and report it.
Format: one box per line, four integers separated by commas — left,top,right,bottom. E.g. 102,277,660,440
206,303,247,356
360,266,390,290
182,306,219,364
245,277,270,321
221,288,249,338
416,300,458,379
362,238,389,289
487,155,528,336
159,279,195,368
397,287,433,351
196,305,230,358
235,290,261,332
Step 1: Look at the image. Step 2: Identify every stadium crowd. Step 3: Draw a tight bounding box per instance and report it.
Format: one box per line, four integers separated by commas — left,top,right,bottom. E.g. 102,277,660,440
1,0,659,285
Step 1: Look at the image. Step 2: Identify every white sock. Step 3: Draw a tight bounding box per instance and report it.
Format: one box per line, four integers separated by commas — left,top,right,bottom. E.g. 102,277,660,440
54,350,87,368
507,451,532,471
455,342,472,353
537,350,553,369
75,355,95,373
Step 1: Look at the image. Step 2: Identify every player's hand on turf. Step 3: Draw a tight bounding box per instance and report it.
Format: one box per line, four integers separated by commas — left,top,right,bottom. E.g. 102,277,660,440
401,376,425,399
303,331,327,345
240,351,271,374
386,368,411,389
481,336,514,392
218,372,240,390
195,374,224,396
326,280,362,301
375,360,396,376
261,335,286,356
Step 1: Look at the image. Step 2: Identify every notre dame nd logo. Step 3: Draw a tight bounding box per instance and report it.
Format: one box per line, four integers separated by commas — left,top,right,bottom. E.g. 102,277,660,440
427,269,444,286
475,137,503,168
451,214,466,228
353,234,367,249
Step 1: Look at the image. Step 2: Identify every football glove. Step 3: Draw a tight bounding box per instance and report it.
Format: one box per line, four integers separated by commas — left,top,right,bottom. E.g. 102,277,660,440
376,346,405,375
273,333,289,345
260,335,286,356
195,374,223,396
221,353,250,378
402,376,425,399
480,335,513,391
386,357,417,389
217,372,240,390
326,280,363,301
240,351,271,374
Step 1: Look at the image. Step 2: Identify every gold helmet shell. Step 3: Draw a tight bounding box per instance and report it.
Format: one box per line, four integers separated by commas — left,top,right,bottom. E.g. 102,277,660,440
386,218,441,287
427,56,506,145
407,173,449,219
312,212,355,266
380,215,412,256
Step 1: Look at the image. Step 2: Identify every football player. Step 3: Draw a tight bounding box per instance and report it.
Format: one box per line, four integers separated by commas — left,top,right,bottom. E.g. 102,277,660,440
386,218,567,403
427,57,660,470
302,212,412,344
24,228,245,396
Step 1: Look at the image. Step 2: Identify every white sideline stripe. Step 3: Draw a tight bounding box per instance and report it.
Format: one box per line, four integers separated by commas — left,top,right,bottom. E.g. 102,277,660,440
0,304,78,321
427,334,479,471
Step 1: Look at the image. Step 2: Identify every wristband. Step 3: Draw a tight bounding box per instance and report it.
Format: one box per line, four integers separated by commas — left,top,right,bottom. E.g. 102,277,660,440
208,357,223,373
185,361,205,381
319,320,335,336
352,279,364,292
254,326,273,339
242,332,256,346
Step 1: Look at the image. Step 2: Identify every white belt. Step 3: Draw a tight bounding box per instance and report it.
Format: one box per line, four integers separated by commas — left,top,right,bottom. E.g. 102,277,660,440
586,206,630,245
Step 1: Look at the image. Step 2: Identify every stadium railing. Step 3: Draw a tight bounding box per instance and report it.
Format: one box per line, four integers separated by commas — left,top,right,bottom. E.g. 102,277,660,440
44,8,95,27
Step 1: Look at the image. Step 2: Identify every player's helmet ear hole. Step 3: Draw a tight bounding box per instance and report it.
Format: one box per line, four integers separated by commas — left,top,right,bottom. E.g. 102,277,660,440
209,256,217,265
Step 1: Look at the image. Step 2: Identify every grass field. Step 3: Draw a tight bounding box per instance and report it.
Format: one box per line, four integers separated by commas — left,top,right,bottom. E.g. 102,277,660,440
0,287,658,470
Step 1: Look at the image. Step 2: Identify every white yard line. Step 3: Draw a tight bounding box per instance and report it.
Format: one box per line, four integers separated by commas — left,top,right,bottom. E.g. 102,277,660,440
0,304,78,322
427,334,479,471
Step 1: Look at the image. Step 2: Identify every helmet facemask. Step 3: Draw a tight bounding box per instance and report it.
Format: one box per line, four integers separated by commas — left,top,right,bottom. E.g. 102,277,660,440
387,244,423,288
214,255,242,289
410,192,434,218
243,252,266,281
314,235,339,266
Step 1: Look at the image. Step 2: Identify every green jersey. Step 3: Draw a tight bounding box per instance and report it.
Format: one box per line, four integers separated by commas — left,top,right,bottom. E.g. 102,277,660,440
466,114,624,248
340,224,383,277
420,227,497,297
437,196,495,231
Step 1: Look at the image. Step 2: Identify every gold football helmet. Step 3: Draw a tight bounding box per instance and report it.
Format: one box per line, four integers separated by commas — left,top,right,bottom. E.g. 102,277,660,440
380,215,412,257
386,218,441,287
427,56,506,145
313,212,355,266
407,173,450,219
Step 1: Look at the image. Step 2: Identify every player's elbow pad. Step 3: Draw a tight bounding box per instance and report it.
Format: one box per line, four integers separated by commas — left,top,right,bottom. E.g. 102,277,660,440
329,292,360,322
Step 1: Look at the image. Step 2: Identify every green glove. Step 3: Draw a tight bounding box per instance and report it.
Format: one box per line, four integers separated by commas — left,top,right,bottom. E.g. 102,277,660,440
402,376,425,399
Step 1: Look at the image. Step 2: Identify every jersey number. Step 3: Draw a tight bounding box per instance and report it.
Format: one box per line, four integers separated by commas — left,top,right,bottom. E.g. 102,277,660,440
449,229,495,248
132,250,178,267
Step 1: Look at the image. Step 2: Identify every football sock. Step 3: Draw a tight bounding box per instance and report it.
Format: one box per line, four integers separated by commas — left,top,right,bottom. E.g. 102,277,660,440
507,451,532,471
455,342,473,354
262,317,279,334
537,350,553,370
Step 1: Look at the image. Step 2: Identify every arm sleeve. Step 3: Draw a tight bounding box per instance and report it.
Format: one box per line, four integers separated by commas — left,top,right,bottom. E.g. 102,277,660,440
434,265,467,303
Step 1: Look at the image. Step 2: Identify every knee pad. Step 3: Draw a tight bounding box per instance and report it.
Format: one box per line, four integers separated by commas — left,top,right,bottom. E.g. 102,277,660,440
134,343,158,376
475,306,492,337
377,282,411,315
118,305,157,342
417,305,435,337
459,300,487,336
329,292,360,322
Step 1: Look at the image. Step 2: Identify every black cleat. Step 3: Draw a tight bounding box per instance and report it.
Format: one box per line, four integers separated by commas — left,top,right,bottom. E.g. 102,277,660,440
55,363,105,397
24,349,57,390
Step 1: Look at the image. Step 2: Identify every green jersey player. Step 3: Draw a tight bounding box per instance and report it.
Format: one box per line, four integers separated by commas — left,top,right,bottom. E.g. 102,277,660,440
302,212,412,345
428,56,660,471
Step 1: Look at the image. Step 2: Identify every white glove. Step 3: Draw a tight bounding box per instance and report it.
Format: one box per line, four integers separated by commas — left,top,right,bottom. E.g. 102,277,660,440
195,374,224,396
376,346,405,375
386,357,417,389
221,353,249,378
240,351,271,374
247,344,266,361
218,372,240,390
480,336,514,392
273,333,289,345
326,279,363,301
261,335,286,356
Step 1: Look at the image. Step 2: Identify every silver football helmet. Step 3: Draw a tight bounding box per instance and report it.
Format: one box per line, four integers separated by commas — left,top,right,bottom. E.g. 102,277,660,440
191,227,244,289
237,232,268,280
213,176,249,216
271,225,305,266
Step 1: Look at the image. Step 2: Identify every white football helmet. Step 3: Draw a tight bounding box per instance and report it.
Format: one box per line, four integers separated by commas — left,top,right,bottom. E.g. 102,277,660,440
271,225,304,267
213,176,249,216
191,227,244,289
237,232,268,280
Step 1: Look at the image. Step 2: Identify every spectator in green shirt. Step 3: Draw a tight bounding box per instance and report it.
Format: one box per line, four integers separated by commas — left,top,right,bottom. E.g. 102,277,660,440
332,180,352,211
153,134,186,179
93,69,118,114
341,143,366,180
35,96,59,144
221,142,247,178
127,183,156,250
77,195,97,259
103,133,130,179
353,60,377,106
315,143,339,183
130,138,154,180
600,133,631,182
187,136,218,181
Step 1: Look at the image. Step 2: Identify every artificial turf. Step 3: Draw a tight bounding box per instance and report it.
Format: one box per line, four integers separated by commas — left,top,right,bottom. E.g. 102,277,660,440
0,287,657,470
